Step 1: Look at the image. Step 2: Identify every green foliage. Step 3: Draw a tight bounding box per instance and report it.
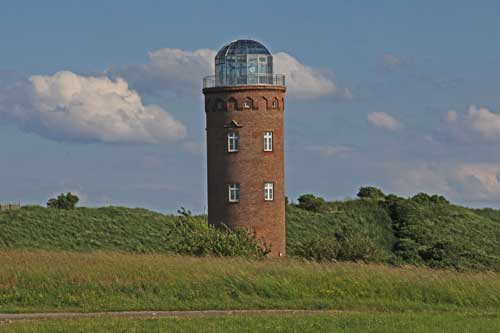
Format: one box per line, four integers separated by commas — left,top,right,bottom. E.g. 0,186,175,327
0,206,266,258
297,194,328,212
357,186,385,200
387,195,500,270
290,188,500,270
170,208,269,257
3,187,500,270
411,192,449,205
47,192,79,210
287,199,395,263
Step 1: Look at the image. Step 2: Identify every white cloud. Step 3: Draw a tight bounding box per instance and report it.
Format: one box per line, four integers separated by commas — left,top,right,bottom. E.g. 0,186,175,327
464,105,500,139
454,163,500,197
114,48,342,100
445,105,500,142
389,163,453,197
0,71,186,144
111,48,216,97
389,161,500,204
367,112,400,130
273,52,339,99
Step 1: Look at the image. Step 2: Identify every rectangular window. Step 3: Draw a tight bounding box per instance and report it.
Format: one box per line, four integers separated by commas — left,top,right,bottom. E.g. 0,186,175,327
228,184,240,202
228,132,239,152
264,182,274,201
264,131,273,152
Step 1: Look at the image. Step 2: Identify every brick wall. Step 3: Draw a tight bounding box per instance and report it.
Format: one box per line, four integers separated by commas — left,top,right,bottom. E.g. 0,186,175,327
203,85,286,257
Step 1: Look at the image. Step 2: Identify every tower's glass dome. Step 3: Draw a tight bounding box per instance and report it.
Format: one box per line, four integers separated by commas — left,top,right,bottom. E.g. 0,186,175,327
215,39,274,86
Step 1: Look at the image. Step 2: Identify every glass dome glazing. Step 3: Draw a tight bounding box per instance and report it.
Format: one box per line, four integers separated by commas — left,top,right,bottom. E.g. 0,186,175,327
215,40,274,86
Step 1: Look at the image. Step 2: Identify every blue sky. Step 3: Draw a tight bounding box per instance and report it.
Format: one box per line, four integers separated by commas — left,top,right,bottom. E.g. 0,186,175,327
2,1,500,212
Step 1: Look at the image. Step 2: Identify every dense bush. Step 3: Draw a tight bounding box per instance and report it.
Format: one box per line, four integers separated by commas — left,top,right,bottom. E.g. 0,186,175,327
411,193,449,205
387,194,500,270
287,197,395,264
297,194,328,212
47,193,79,210
167,208,270,257
291,187,500,270
357,186,385,200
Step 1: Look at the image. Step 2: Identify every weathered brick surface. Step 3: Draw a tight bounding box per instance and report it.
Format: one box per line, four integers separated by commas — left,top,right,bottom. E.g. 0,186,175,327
203,85,286,257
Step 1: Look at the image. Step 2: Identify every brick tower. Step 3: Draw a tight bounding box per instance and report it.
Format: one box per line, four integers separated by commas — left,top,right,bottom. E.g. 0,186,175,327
202,40,286,257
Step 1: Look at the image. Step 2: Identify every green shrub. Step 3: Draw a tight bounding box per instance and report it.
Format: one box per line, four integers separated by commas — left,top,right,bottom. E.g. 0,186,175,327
168,208,270,258
357,186,385,200
411,193,449,205
47,193,79,210
297,194,328,212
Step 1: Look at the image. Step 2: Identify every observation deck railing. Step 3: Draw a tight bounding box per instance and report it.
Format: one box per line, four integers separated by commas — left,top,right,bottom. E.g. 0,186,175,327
203,74,285,89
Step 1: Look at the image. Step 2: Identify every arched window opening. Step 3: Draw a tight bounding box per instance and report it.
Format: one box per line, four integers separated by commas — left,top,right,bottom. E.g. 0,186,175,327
228,98,238,111
272,98,279,109
262,97,269,110
244,97,253,109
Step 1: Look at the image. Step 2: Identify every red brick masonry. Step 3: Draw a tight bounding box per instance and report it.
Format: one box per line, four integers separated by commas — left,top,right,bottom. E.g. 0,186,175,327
203,85,286,257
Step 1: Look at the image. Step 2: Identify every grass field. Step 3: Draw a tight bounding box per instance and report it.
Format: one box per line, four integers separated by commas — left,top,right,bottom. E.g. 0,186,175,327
3,312,500,333
1,251,500,331
1,251,500,314
2,194,500,331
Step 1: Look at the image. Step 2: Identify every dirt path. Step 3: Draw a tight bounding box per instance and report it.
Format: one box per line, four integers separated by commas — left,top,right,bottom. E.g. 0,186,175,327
0,309,343,322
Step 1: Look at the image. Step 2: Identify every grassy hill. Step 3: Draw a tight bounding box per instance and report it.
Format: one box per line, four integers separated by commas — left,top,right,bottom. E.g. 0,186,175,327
1,189,500,270
287,192,500,270
1,251,500,332
0,206,268,257
286,199,395,262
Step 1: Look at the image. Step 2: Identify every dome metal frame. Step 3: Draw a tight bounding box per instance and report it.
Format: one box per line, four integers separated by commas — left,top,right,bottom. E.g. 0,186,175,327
215,40,271,59
204,39,284,88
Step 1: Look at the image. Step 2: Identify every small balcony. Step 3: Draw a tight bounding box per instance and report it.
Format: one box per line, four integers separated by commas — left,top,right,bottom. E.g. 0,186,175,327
203,74,285,89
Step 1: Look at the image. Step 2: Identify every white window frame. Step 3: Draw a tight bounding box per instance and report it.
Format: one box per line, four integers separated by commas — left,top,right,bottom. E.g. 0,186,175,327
264,131,273,152
228,184,240,203
264,182,274,201
227,131,239,152
272,99,277,109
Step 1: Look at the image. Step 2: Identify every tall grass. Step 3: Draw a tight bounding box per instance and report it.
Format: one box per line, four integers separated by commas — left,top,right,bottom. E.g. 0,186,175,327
0,251,499,313
4,312,500,333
